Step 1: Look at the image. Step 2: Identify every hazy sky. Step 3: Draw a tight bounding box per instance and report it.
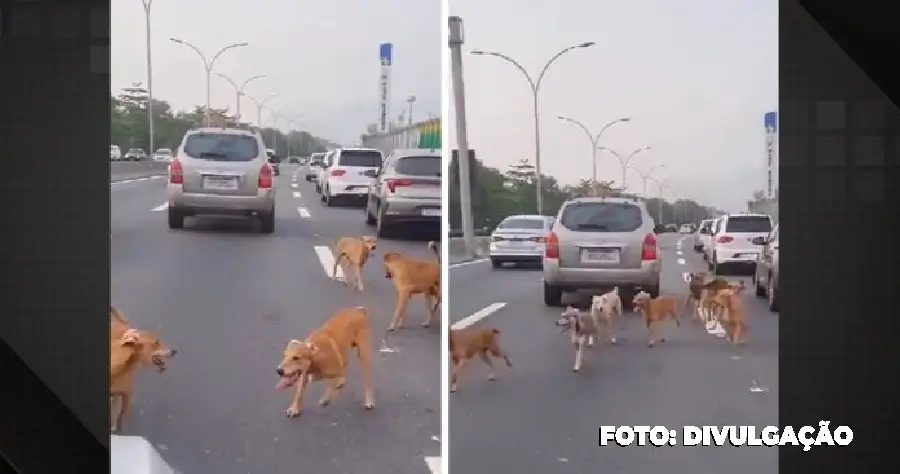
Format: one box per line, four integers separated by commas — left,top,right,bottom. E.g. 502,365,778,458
447,0,778,212
112,0,440,146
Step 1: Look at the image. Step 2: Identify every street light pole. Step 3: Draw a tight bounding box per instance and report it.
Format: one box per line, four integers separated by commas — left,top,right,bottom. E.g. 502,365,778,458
140,0,154,155
471,41,595,215
169,38,249,126
648,177,671,226
557,116,631,184
245,93,278,129
628,163,665,197
214,73,266,123
406,95,416,147
449,16,476,259
597,145,653,190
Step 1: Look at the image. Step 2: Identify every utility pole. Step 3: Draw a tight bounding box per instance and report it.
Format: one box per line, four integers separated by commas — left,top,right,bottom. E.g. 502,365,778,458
449,16,475,259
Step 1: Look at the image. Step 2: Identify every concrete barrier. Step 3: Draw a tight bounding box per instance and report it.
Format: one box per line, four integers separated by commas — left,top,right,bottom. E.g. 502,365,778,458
447,237,490,261
111,161,169,182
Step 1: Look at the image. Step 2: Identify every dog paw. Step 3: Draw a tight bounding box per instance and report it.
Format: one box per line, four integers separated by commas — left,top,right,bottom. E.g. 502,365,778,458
449,386,458,393
420,322,430,328
487,374,496,381
284,407,301,418
110,425,119,433
363,402,375,410
572,367,580,373
647,342,655,348
609,337,618,344
319,399,331,407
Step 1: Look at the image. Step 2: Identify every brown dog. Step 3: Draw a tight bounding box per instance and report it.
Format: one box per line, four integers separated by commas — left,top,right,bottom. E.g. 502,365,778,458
698,279,745,330
684,271,709,322
449,327,512,392
275,306,375,418
632,292,681,347
109,306,177,433
384,243,441,330
713,285,747,346
332,236,377,291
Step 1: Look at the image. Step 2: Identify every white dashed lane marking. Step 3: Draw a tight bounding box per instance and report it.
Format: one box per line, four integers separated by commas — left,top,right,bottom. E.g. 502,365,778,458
425,457,441,474
448,258,489,269
293,191,302,198
451,302,507,330
291,183,298,188
313,245,345,280
151,203,168,212
677,258,686,265
297,207,311,218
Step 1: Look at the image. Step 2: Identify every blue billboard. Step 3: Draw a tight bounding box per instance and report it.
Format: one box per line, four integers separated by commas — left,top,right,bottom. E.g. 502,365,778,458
379,43,393,66
764,111,778,134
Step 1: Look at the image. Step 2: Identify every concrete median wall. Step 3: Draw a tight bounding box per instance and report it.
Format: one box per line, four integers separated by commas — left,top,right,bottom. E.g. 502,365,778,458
110,161,169,182
447,237,490,260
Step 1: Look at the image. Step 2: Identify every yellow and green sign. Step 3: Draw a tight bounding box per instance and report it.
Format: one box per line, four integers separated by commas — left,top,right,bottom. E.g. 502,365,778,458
416,118,441,149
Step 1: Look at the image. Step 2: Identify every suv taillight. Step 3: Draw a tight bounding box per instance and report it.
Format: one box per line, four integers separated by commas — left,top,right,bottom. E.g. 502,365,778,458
545,232,560,259
386,178,413,193
641,233,658,260
258,164,273,189
169,159,184,184
330,169,346,177
717,235,734,243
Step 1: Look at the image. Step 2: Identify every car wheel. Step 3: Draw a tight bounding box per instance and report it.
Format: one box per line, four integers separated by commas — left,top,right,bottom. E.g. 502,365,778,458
767,274,779,312
315,183,321,193
491,258,502,269
543,282,563,307
375,207,391,238
259,207,275,234
365,199,377,226
708,255,715,271
754,271,766,297
323,188,335,207
167,207,184,229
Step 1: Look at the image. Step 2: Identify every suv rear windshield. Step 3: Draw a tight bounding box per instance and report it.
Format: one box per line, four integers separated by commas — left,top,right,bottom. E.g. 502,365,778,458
559,202,643,232
700,221,712,231
725,216,772,233
183,133,259,162
339,150,382,167
497,218,546,230
394,156,441,177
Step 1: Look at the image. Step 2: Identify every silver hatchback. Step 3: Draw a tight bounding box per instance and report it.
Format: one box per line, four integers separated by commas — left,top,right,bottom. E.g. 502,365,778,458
543,197,661,307
166,128,276,233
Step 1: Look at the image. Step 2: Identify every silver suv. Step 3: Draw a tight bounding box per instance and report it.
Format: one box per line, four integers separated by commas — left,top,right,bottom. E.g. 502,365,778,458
365,148,442,237
166,128,276,233
542,196,661,307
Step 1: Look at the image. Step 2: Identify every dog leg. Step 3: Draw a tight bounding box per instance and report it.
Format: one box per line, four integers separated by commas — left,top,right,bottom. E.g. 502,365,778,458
421,293,437,328
479,351,497,381
332,254,347,284
114,392,132,433
587,334,595,347
450,358,470,393
387,289,412,331
573,337,585,373
355,329,376,409
647,321,657,347
110,395,121,433
354,264,365,292
285,374,310,418
318,377,346,406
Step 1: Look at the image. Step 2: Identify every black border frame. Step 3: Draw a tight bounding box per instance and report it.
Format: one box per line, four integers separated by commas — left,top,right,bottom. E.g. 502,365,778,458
781,0,896,471
0,0,109,471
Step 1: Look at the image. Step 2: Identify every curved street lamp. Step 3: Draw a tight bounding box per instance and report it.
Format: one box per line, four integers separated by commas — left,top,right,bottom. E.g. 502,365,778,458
215,73,266,123
597,145,653,189
557,116,631,184
470,42,595,215
169,38,249,125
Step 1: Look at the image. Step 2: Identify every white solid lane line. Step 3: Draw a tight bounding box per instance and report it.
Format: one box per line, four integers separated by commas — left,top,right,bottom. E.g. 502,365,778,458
293,191,302,198
151,203,168,211
451,302,507,330
297,207,311,218
313,245,345,280
425,457,441,474
448,258,489,269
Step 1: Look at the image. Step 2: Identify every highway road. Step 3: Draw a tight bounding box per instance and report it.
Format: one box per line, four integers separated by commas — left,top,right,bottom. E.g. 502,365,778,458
447,233,778,474
111,164,441,474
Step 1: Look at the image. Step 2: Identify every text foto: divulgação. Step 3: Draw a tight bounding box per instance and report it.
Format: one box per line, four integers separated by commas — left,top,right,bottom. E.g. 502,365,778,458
599,422,852,451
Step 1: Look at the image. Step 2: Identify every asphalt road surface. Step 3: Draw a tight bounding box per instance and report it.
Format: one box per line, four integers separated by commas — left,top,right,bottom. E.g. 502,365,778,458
448,233,778,474
111,165,441,474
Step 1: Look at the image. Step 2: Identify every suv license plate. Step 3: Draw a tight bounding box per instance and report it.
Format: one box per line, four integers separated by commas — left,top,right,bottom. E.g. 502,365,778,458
203,176,238,191
581,249,620,264
421,209,441,217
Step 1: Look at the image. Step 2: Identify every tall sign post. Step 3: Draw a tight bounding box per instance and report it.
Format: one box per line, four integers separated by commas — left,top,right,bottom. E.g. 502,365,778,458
379,43,393,133
764,111,778,199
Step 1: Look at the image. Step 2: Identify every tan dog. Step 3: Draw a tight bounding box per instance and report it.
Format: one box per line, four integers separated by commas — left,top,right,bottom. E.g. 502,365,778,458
275,306,375,418
109,306,177,433
383,243,441,330
698,279,745,330
588,287,624,346
684,271,709,323
449,328,512,392
713,285,747,346
632,292,681,347
332,236,377,291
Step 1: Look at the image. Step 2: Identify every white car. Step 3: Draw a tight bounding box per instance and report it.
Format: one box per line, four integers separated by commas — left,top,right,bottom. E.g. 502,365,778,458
679,224,694,234
319,147,383,206
110,144,122,161
707,213,773,275
489,215,554,268
694,218,714,253
153,148,173,162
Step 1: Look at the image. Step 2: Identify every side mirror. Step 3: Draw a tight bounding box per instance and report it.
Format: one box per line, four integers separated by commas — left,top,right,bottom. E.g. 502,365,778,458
751,236,767,245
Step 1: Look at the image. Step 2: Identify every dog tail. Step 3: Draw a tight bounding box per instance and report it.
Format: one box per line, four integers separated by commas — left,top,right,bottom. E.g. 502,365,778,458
427,241,440,263
110,305,127,324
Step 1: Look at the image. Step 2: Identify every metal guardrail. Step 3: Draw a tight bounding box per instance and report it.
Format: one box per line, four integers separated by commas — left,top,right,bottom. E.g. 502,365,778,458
110,161,169,182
